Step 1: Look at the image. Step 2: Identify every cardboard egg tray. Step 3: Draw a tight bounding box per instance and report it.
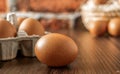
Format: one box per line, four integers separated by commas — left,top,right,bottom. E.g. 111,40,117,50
0,13,50,61
0,32,40,61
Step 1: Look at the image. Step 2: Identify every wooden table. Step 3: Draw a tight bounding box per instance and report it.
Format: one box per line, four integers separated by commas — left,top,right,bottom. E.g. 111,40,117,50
0,29,120,74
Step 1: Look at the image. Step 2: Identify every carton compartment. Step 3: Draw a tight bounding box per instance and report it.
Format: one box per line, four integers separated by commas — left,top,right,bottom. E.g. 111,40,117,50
0,36,40,61
0,38,18,61
19,36,39,57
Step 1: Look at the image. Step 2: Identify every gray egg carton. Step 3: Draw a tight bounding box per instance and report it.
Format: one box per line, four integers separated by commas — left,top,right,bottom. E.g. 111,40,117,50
0,13,50,61
0,38,18,61
0,31,40,61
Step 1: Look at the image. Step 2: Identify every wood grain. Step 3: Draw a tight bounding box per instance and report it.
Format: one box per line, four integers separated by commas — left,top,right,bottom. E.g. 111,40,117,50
0,29,120,74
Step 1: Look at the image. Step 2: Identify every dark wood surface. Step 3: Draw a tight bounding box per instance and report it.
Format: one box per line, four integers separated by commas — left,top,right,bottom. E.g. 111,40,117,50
0,29,120,74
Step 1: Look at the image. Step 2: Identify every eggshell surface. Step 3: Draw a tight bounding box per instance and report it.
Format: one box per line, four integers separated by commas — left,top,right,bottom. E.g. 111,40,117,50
108,18,120,36
35,33,78,67
17,17,26,28
19,18,45,36
88,20,108,37
0,19,16,38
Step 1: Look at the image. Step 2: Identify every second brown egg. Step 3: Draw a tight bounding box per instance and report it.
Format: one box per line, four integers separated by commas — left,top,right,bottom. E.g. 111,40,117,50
18,18,45,36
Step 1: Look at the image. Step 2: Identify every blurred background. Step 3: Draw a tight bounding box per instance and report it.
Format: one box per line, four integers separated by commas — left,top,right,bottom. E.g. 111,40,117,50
0,0,86,31
1,0,119,34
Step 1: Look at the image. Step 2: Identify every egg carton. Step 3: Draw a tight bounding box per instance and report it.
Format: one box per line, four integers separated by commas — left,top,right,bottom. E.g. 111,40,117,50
0,37,18,61
0,13,50,61
17,31,40,57
0,31,40,61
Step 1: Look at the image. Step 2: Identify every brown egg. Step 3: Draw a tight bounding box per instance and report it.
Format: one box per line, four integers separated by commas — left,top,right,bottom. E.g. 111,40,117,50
92,0,108,5
35,33,78,67
88,19,108,37
0,19,16,38
19,18,45,36
17,17,26,28
108,18,120,37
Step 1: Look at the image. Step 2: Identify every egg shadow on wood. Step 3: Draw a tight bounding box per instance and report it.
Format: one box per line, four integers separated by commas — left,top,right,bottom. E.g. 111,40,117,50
46,65,72,74
47,65,71,70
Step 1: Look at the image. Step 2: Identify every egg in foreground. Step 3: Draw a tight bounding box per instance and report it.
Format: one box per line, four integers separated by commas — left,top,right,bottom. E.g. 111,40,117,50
35,33,78,67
